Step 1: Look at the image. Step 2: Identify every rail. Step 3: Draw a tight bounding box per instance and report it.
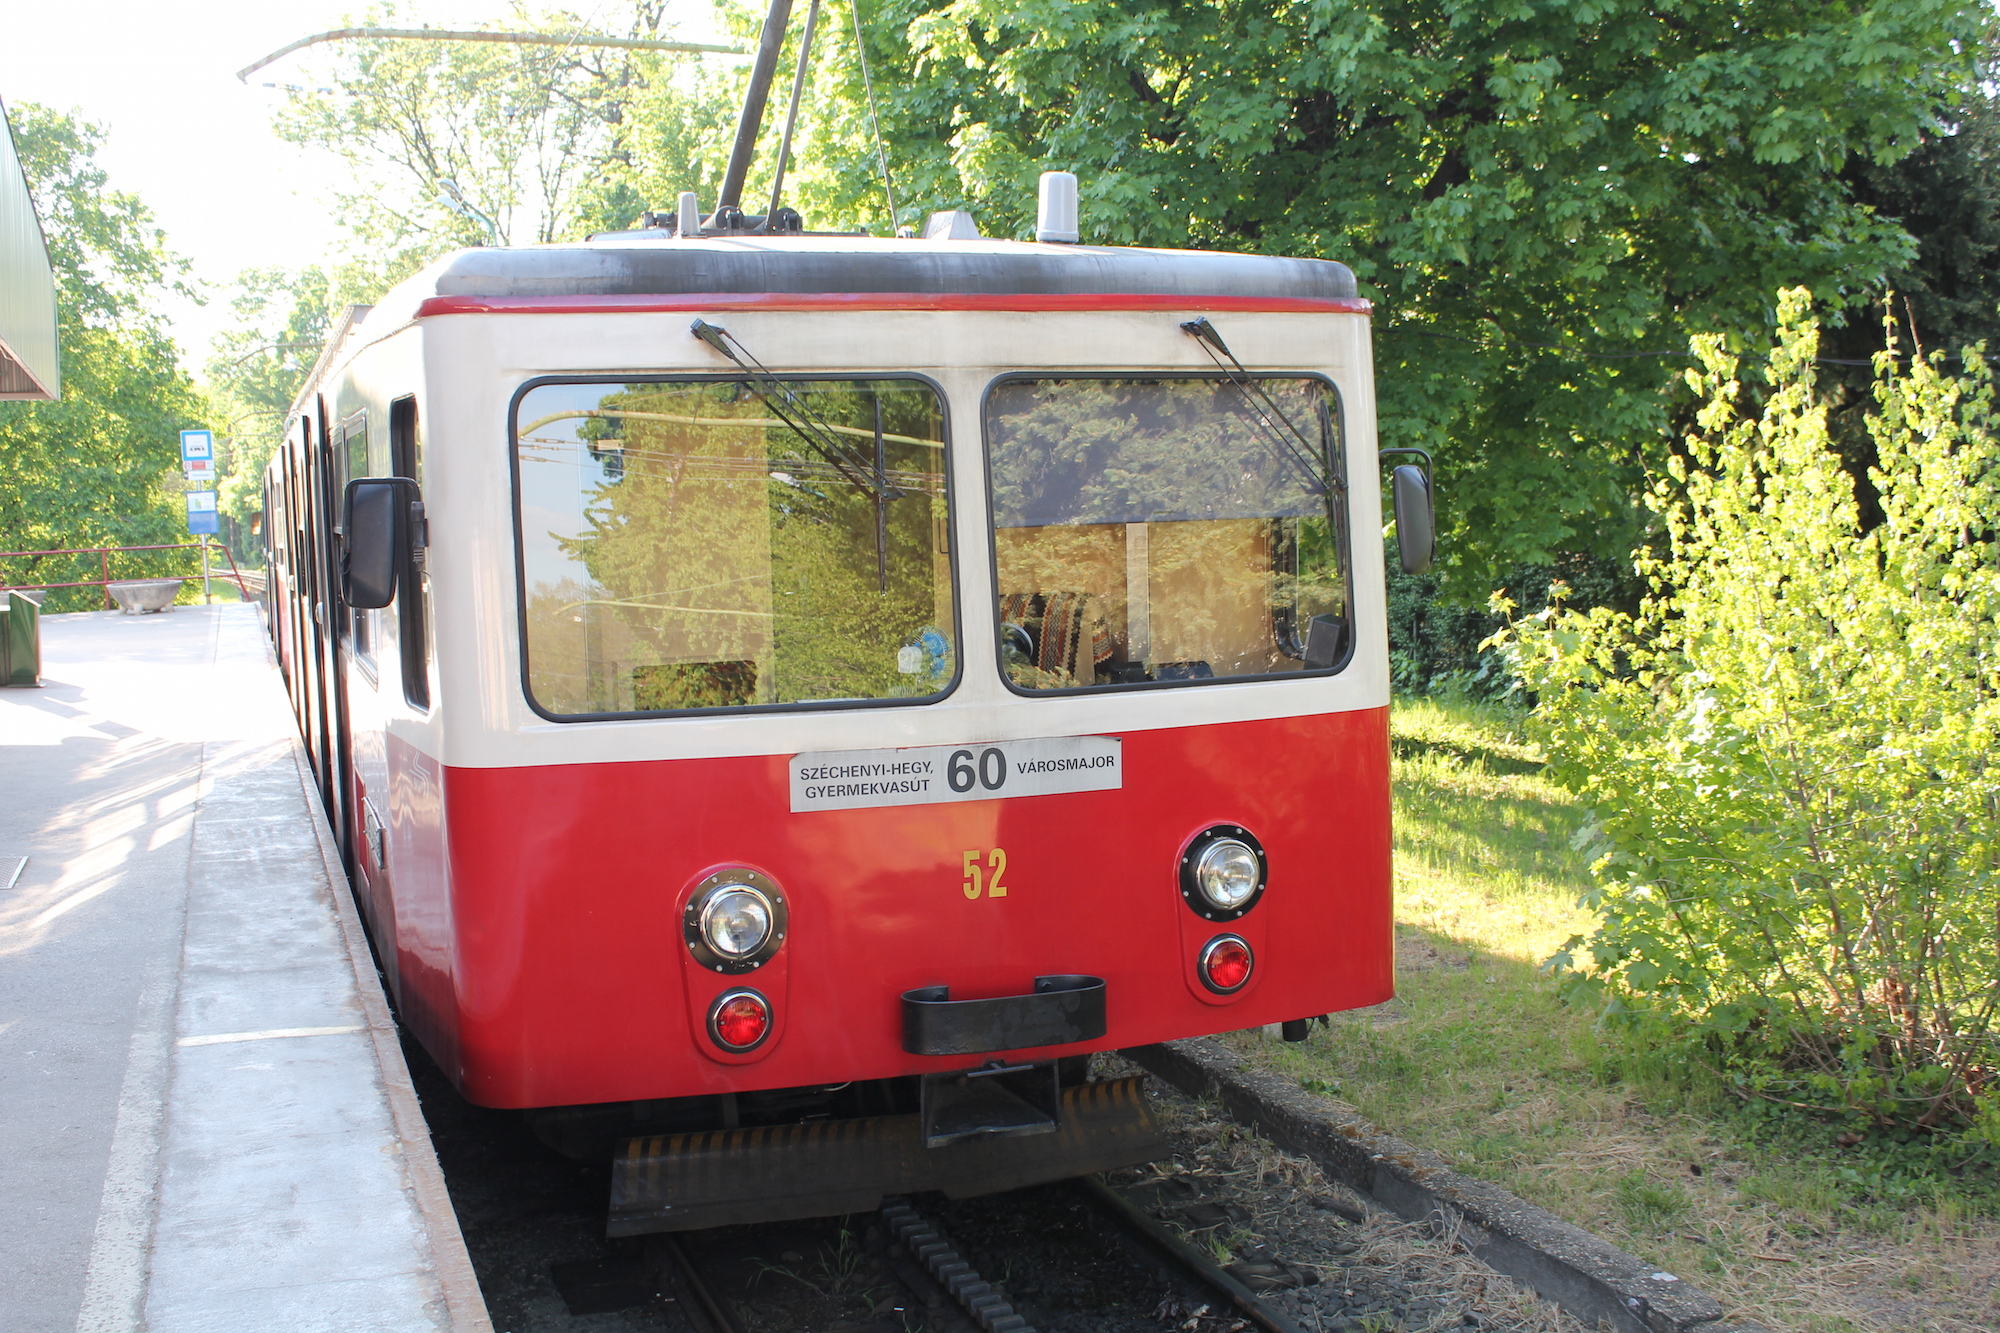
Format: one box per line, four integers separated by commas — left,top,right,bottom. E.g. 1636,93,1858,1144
648,1180,1313,1333
0,542,253,606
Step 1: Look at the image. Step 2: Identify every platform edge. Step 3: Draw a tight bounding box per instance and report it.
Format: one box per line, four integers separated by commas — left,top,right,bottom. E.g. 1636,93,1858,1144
288,739,495,1333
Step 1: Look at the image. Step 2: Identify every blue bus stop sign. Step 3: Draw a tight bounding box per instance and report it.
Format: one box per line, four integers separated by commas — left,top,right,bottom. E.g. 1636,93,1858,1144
186,490,219,535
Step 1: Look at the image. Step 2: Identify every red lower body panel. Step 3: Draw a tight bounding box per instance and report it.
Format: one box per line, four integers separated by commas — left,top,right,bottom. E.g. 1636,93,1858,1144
412,708,1392,1107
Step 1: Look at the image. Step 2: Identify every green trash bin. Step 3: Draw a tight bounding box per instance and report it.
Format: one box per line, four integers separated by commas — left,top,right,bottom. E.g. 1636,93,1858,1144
1,589,43,687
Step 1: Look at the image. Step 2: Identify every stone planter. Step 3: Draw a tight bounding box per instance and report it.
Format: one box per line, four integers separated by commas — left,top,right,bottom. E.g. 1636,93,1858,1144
107,579,184,614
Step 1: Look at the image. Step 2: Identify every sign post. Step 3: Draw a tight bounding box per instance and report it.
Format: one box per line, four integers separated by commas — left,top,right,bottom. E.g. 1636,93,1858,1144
185,491,218,602
181,431,218,601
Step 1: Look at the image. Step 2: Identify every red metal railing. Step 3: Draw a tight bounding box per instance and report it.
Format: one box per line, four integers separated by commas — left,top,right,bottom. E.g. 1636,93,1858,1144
0,542,253,607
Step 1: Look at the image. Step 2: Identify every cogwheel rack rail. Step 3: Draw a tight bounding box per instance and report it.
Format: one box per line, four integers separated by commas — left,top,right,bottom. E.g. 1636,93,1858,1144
652,1178,1313,1333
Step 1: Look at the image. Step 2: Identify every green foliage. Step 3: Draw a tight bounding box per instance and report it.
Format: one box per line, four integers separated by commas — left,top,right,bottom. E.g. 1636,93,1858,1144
1614,1171,1692,1234
269,2,727,302
1834,75,2000,369
1386,543,1643,698
566,32,740,237
271,3,601,253
205,267,331,436
247,3,2000,610
779,0,1987,595
0,104,204,610
1495,289,2000,1140
1733,1097,2000,1211
1820,73,2000,529
9,102,195,325
205,267,333,560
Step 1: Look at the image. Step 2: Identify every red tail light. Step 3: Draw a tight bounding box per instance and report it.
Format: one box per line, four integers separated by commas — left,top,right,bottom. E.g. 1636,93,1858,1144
1199,934,1254,994
708,988,773,1051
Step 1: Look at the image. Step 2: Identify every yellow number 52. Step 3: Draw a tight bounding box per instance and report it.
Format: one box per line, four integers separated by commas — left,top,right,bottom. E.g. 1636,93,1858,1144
961,848,1009,900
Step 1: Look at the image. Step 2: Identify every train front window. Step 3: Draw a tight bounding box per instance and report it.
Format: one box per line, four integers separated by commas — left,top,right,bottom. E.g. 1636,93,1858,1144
985,376,1349,691
513,377,954,717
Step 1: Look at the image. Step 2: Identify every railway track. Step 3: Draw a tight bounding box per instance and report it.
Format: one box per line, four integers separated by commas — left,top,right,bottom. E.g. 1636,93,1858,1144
647,1178,1316,1333
417,1045,1578,1333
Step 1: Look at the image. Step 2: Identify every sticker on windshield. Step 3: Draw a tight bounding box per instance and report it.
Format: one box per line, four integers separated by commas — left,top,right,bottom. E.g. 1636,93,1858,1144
790,736,1122,812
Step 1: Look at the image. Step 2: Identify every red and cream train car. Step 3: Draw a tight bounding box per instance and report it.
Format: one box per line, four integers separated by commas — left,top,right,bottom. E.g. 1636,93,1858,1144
264,226,1413,1226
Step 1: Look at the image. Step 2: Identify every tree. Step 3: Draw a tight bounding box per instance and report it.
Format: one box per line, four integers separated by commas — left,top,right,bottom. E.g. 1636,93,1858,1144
269,2,729,304
1818,63,2000,530
206,267,333,558
1836,76,2000,365
1496,291,2000,1141
0,104,205,610
252,1,1992,598
772,0,1988,595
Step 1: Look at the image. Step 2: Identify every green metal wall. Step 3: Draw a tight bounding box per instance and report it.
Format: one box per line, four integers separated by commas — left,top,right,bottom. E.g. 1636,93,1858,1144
0,96,58,401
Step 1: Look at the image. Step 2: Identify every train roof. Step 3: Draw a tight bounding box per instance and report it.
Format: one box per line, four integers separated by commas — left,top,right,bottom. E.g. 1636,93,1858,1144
287,237,1365,416
362,235,1357,323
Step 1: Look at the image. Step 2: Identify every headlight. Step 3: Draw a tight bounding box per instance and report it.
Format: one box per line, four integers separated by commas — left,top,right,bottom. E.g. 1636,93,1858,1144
701,886,773,958
1195,840,1260,910
683,869,788,973
1178,824,1266,921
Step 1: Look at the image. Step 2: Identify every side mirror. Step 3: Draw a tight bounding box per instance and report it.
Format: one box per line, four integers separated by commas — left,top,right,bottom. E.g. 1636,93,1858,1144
340,477,419,609
1380,449,1435,576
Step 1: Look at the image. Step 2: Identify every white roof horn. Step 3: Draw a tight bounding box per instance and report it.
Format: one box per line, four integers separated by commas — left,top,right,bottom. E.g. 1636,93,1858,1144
1036,171,1079,244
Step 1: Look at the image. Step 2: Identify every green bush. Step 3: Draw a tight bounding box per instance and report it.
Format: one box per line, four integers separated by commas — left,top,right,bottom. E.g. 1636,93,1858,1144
1494,290,2000,1143
1386,543,1641,699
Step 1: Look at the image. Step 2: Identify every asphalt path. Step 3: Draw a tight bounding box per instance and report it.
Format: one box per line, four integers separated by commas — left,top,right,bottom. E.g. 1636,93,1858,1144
0,604,476,1333
1,608,228,1331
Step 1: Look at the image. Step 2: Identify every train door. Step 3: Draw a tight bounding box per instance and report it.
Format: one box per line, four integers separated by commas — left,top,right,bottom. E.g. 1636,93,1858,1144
292,415,332,805
340,407,394,931
288,438,312,730
264,469,287,683
321,403,358,873
338,395,428,993
299,400,347,863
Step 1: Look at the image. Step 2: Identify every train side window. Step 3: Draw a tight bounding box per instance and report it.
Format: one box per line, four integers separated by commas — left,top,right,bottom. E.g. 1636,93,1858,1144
511,375,955,718
337,411,376,673
390,396,429,710
984,376,1352,691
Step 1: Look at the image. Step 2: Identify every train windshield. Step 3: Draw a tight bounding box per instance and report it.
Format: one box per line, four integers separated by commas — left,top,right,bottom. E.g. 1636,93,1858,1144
986,376,1349,691
513,377,954,717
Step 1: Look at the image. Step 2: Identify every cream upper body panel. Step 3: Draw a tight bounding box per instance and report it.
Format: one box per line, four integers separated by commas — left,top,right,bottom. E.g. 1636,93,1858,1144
310,236,1384,771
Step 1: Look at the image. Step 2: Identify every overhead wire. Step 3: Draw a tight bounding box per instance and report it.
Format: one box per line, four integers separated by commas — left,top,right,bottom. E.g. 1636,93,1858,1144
850,0,901,234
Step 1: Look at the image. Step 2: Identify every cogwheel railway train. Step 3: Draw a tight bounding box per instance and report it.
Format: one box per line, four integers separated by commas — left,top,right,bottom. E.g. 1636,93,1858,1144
262,163,1432,1230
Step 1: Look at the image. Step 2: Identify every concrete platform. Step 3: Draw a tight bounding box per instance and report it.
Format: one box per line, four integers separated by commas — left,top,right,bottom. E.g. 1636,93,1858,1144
0,604,490,1333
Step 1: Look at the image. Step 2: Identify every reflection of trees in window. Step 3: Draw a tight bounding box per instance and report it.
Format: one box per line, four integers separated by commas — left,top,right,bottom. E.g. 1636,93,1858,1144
987,377,1347,690
1271,516,1347,659
517,379,952,715
989,378,1331,528
578,412,625,481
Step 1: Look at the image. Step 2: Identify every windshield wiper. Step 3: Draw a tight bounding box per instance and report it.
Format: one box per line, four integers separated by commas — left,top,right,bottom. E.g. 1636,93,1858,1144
690,319,905,503
1179,316,1344,516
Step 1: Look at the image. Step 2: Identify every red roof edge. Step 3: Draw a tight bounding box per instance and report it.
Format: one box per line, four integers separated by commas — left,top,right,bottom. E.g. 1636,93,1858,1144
413,292,1373,318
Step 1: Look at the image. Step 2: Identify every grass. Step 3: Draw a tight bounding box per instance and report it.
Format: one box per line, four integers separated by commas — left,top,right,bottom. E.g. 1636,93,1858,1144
174,575,247,604
1233,697,2000,1333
